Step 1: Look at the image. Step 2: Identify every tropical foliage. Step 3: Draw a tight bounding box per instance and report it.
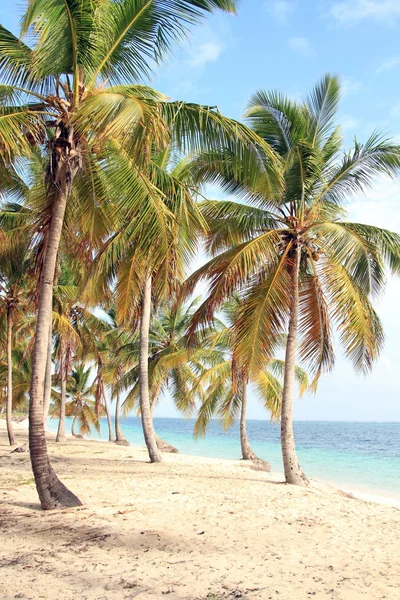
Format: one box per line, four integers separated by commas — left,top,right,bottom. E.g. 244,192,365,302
51,364,101,437
0,0,399,512
185,74,400,484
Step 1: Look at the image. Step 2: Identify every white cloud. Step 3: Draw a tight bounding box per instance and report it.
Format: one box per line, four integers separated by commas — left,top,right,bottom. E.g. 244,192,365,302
376,57,400,73
331,0,400,24
288,37,313,57
265,1,294,23
341,77,362,97
340,115,360,133
187,41,224,68
348,175,400,233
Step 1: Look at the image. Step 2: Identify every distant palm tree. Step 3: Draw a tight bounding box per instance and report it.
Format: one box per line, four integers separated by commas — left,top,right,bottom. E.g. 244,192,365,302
0,232,33,445
100,306,135,445
51,364,100,438
52,261,82,443
194,300,308,469
0,345,33,417
118,298,207,453
187,75,400,485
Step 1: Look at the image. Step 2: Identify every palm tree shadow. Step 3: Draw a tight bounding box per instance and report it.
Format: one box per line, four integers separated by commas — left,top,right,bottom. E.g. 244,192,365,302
9,501,42,511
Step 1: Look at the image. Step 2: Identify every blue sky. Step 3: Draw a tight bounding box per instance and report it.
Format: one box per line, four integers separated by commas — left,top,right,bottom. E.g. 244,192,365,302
2,0,400,420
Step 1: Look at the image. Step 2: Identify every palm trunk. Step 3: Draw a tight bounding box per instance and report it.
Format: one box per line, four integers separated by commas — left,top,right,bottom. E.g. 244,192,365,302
139,275,162,462
240,382,255,460
29,145,81,508
240,381,270,471
56,341,67,443
151,396,178,453
71,409,78,437
104,395,115,442
43,320,53,424
6,306,16,446
115,390,128,444
281,245,309,486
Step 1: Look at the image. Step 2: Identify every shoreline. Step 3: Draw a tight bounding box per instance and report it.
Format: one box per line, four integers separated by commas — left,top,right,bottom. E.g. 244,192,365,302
1,419,400,599
8,417,400,509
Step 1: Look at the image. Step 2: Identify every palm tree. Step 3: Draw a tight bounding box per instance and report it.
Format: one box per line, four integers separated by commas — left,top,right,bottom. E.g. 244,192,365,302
194,300,308,469
0,344,34,417
186,75,400,485
51,364,100,438
52,261,82,443
0,232,33,445
1,0,281,508
118,298,207,453
93,147,229,463
100,306,134,445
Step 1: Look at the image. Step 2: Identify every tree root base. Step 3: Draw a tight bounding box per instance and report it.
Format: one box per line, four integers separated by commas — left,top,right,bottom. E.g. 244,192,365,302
35,464,82,510
155,434,178,453
12,444,28,453
285,473,310,486
115,439,130,446
242,456,271,472
156,441,179,453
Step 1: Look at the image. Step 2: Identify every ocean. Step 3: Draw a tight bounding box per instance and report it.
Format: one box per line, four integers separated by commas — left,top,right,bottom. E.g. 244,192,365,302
46,417,400,499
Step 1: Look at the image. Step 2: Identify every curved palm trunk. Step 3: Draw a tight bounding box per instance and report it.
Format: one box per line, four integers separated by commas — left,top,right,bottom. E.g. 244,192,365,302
150,397,178,453
43,321,53,424
71,409,78,437
139,275,162,462
240,382,256,460
6,307,16,446
29,146,81,508
240,382,270,471
104,395,115,442
281,246,309,486
56,341,67,443
115,391,128,444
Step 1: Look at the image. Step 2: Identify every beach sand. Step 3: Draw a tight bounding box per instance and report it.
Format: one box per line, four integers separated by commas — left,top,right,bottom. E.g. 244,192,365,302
1,420,399,600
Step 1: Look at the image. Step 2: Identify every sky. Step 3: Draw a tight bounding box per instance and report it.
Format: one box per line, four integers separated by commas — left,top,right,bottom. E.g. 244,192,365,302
2,0,400,421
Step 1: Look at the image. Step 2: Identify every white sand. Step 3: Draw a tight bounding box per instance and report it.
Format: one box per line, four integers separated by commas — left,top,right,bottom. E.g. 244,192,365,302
1,420,399,599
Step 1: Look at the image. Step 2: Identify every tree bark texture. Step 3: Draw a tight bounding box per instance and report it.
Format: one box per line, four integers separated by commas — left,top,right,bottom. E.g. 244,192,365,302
139,275,162,462
43,320,53,423
29,137,82,508
6,307,16,446
115,390,129,445
280,245,309,486
104,395,115,442
240,382,270,471
56,340,66,443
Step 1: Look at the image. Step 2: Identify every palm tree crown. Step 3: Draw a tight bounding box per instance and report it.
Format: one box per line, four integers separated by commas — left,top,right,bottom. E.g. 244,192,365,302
186,74,400,484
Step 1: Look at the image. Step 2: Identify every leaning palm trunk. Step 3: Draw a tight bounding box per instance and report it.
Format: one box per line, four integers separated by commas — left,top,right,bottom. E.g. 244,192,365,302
6,306,16,446
281,246,309,486
139,275,162,462
115,391,129,445
150,397,178,453
240,381,270,471
43,321,53,423
240,382,256,460
56,341,67,443
104,395,115,442
29,134,81,508
71,408,79,437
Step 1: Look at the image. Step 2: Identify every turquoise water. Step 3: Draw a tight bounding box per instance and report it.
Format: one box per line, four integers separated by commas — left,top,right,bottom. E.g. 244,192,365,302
46,417,400,498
